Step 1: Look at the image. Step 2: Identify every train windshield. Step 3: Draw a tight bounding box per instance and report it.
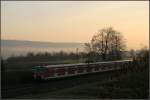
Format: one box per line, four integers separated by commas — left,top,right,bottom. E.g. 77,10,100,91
32,66,48,73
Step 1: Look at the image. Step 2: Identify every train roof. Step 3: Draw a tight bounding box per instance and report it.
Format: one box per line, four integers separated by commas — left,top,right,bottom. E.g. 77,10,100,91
45,63,86,68
43,59,132,68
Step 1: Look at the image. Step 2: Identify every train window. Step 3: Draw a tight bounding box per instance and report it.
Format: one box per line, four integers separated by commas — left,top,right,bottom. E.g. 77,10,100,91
86,66,93,72
32,66,48,73
94,66,99,71
56,67,66,76
47,68,55,76
77,66,84,73
68,67,76,74
101,64,106,70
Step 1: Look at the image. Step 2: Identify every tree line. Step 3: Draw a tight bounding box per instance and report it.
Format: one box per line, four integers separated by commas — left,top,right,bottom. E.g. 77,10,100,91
5,51,87,63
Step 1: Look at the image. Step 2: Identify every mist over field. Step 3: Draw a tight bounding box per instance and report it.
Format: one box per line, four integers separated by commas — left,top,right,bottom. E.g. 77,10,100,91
1,40,85,59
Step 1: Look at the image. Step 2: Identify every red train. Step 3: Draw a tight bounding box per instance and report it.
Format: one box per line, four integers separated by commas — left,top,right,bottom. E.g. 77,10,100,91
32,60,132,80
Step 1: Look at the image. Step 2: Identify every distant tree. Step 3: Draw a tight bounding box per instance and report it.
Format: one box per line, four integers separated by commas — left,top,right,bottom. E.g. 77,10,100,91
85,27,126,61
84,43,92,53
129,49,136,60
137,46,149,63
84,43,92,62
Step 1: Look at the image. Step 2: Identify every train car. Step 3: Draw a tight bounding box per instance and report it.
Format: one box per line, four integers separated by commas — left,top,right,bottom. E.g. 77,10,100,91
32,60,132,80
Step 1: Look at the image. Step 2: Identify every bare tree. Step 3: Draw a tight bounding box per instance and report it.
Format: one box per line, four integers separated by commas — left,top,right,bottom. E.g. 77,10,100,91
85,27,126,61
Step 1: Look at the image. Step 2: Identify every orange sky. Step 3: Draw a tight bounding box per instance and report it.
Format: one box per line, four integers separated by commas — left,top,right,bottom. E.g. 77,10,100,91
1,1,149,50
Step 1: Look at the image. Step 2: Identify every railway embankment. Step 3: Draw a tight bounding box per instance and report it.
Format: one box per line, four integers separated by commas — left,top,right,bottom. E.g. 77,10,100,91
2,60,149,99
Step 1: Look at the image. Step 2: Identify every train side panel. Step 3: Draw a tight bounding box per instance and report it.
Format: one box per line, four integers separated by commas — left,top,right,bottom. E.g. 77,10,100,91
32,60,132,80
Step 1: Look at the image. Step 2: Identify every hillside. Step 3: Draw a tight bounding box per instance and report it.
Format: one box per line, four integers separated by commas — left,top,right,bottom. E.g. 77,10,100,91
1,40,85,59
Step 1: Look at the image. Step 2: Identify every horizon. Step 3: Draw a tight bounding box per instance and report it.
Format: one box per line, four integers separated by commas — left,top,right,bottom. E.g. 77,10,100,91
1,1,149,50
1,39,84,44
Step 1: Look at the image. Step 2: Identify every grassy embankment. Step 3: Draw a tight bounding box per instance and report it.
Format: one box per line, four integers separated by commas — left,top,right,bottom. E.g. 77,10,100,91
19,60,148,99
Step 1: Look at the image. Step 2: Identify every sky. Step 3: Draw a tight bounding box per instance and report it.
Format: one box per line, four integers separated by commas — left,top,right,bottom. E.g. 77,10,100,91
1,1,149,50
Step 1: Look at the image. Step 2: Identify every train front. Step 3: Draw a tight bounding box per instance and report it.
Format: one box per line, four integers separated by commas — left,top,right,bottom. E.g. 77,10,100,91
31,66,48,80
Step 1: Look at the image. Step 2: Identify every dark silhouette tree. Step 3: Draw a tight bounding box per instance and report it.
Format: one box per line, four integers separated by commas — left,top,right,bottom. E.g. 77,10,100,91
85,27,126,61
